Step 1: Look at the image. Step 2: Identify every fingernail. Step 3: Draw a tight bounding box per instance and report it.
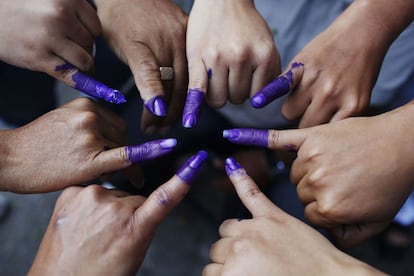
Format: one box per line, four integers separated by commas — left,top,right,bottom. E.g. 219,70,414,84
223,129,269,147
176,150,208,185
225,157,247,176
182,89,205,129
250,94,265,108
223,129,240,139
55,62,126,104
145,96,167,117
159,138,177,149
183,114,196,128
126,138,177,164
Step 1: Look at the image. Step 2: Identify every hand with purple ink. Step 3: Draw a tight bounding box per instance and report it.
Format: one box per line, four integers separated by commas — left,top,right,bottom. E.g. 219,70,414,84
0,0,108,95
251,0,414,128
203,158,384,276
184,0,280,128
0,98,178,193
94,0,188,132
29,151,208,275
222,102,414,246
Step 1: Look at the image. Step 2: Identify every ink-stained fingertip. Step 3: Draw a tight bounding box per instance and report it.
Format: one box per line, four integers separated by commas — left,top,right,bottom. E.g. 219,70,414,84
223,129,240,140
145,96,167,117
225,157,246,176
183,114,197,128
105,89,127,104
250,94,266,108
127,138,177,164
176,150,208,185
182,89,205,128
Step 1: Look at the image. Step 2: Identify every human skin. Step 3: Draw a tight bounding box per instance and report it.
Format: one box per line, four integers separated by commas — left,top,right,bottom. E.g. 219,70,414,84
252,0,414,128
203,158,385,276
94,0,188,132
0,98,177,193
222,101,414,246
29,151,208,275
184,0,280,128
0,0,102,87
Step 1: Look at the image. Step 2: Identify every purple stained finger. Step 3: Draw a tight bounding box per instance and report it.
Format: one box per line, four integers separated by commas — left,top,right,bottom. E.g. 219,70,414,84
144,95,167,117
225,157,248,177
250,62,304,108
126,138,177,164
182,89,205,128
176,150,208,184
223,129,269,147
207,68,213,80
55,63,126,104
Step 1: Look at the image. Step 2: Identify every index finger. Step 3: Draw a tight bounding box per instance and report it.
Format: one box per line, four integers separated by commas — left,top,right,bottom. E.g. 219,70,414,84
182,59,208,128
250,62,304,108
126,43,168,117
51,62,126,104
134,150,208,234
223,128,306,152
225,157,275,217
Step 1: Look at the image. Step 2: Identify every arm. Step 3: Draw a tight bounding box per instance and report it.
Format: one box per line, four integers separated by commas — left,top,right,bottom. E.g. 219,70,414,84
0,98,177,193
29,151,208,275
183,0,280,128
223,101,414,246
204,158,385,276
252,0,414,127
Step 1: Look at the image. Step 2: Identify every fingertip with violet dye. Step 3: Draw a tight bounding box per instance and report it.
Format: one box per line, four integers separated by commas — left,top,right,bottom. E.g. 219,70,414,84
223,129,269,147
55,63,126,105
250,62,304,108
176,150,208,185
126,138,177,164
144,95,167,117
182,89,205,128
225,157,247,177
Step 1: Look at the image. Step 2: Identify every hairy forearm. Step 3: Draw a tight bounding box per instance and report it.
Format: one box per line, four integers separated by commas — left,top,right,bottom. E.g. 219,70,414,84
331,0,414,56
0,130,12,192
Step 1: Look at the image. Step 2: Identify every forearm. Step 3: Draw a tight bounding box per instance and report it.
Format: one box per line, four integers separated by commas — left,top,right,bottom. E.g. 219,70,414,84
0,130,13,192
331,0,414,56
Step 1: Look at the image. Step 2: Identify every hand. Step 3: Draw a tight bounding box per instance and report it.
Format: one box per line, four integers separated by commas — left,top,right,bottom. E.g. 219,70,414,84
183,0,280,128
222,102,414,246
29,151,208,275
0,98,177,193
0,0,106,92
95,0,188,132
203,158,384,276
251,0,414,128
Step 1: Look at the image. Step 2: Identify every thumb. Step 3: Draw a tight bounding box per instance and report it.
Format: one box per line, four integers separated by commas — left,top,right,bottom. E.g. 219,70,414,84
134,150,208,235
50,61,126,104
223,128,306,151
250,61,304,108
93,138,177,174
225,157,280,217
126,44,168,117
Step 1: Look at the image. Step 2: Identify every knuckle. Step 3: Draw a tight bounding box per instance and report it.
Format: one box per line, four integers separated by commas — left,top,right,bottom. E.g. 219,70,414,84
83,185,105,200
152,185,174,206
74,110,99,128
244,185,263,199
206,95,227,109
268,131,280,148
